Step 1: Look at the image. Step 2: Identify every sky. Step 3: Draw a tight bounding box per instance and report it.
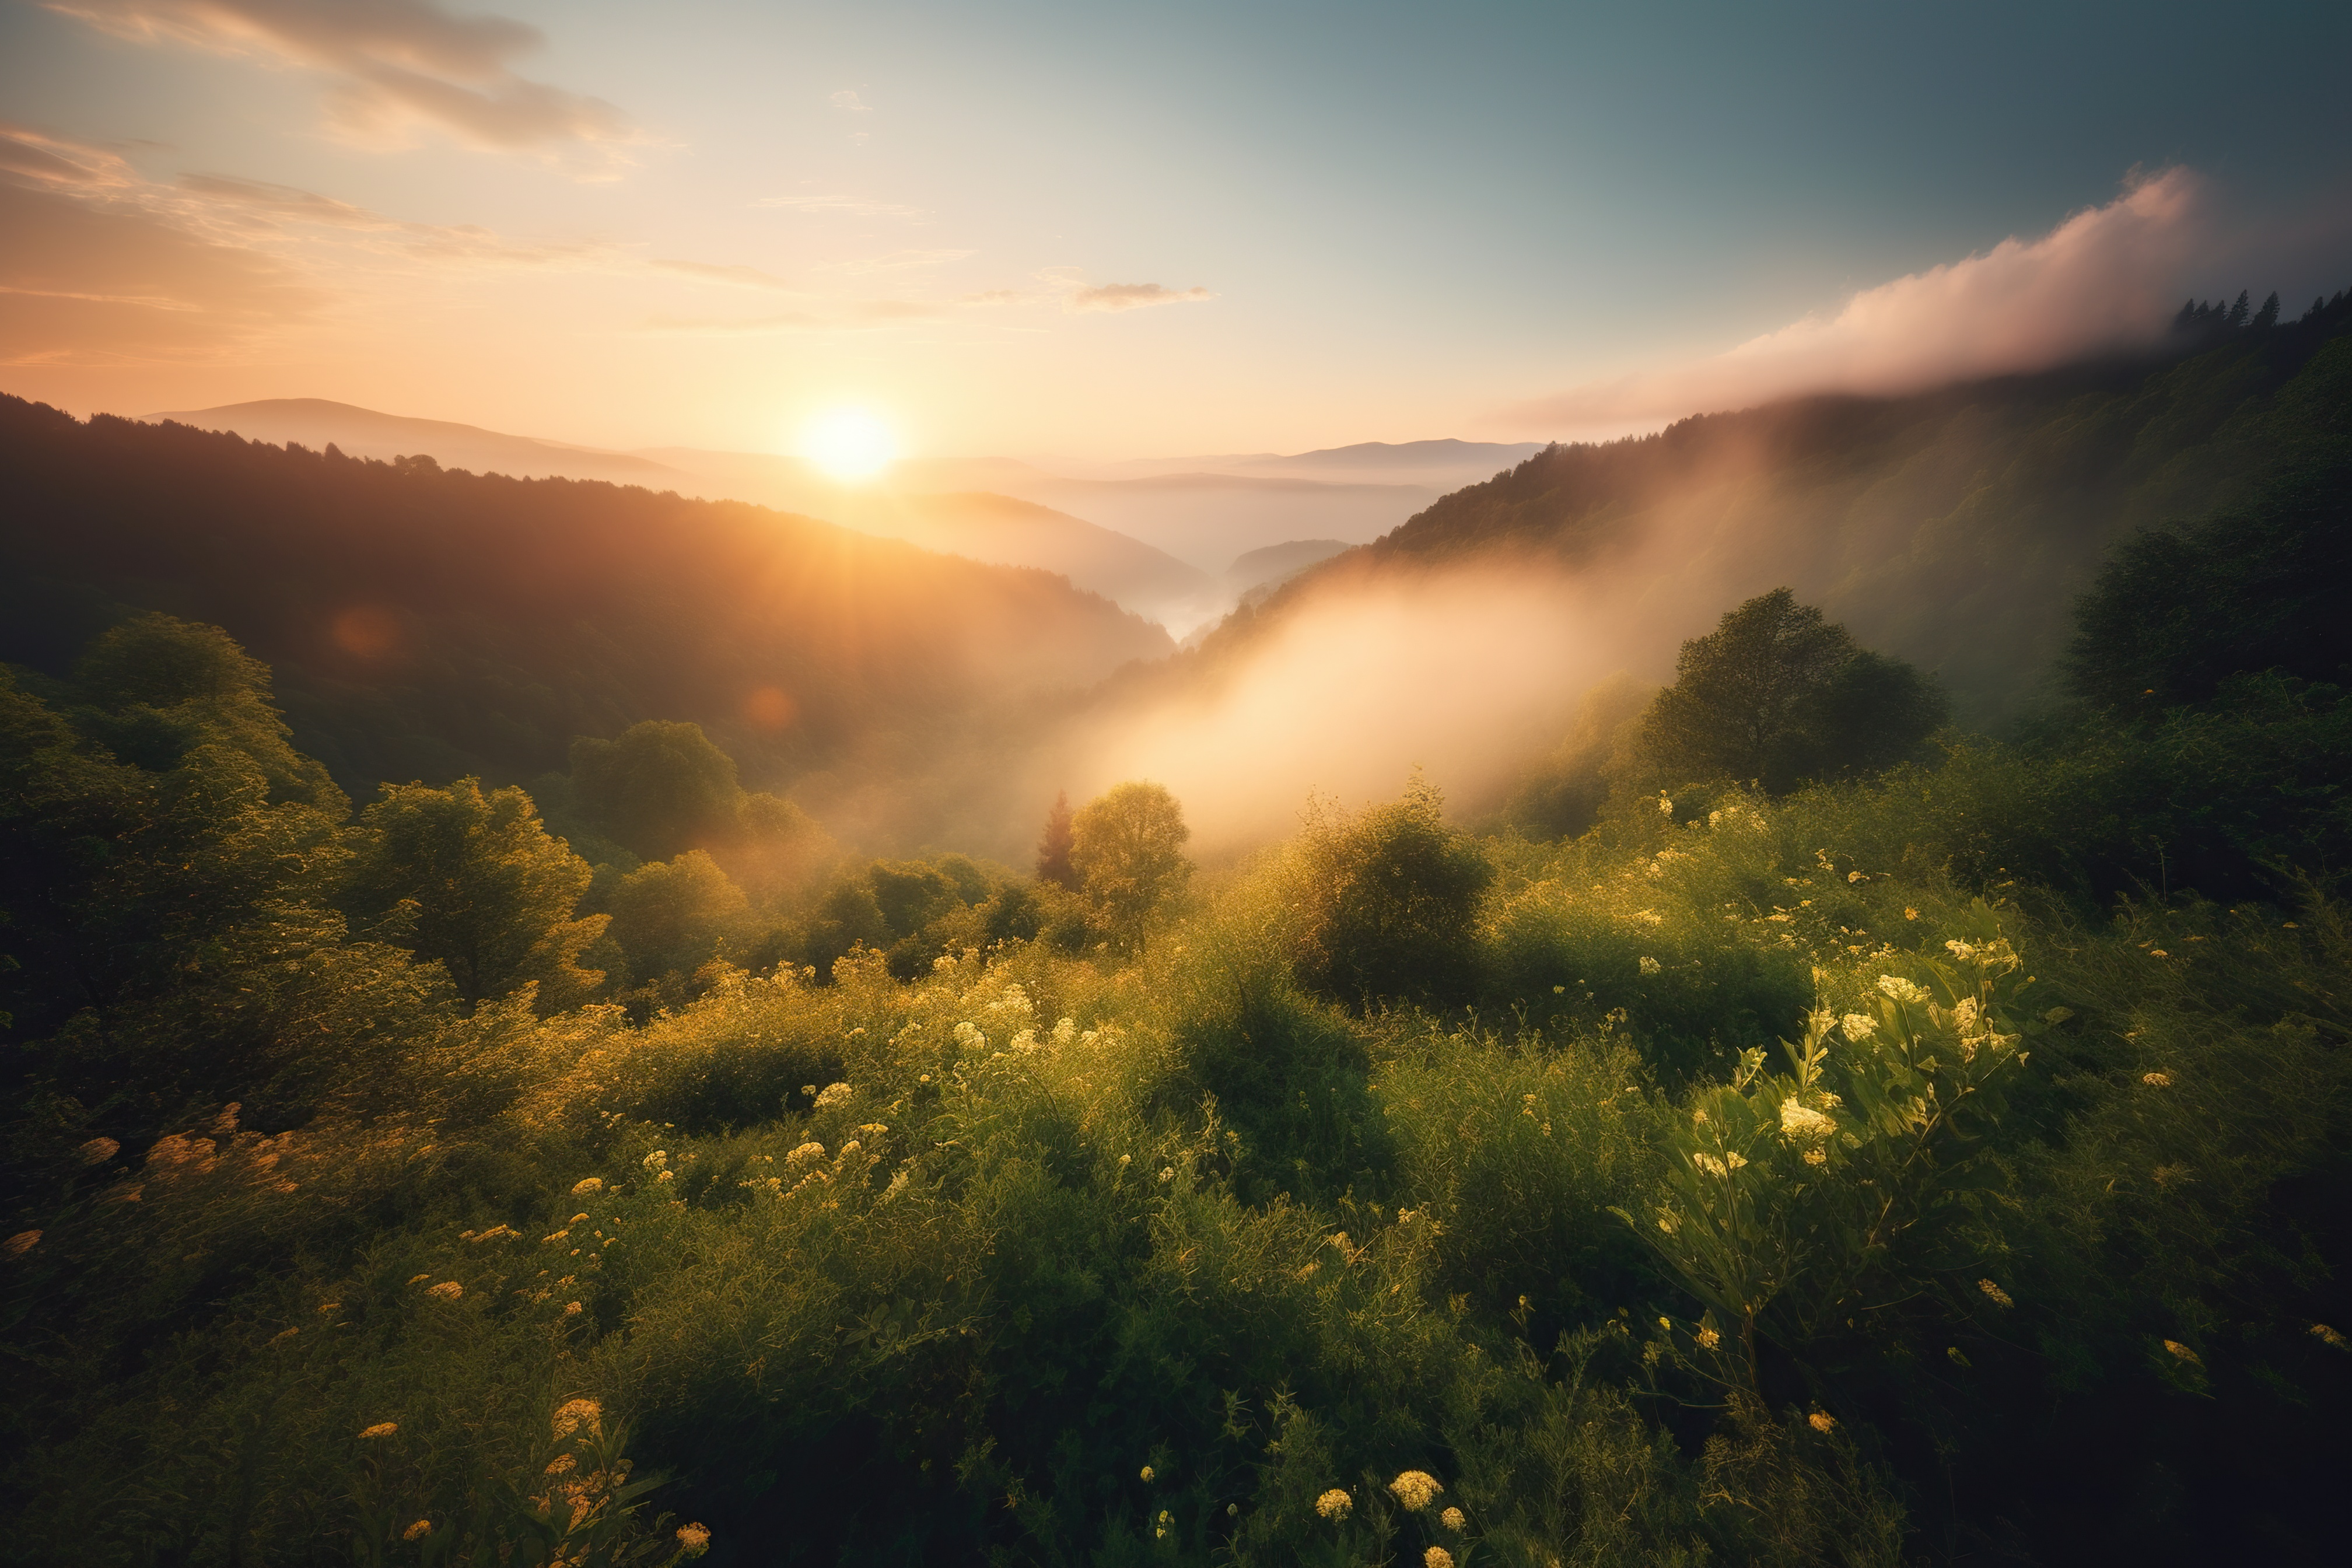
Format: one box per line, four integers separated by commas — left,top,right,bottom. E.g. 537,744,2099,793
2,0,2348,461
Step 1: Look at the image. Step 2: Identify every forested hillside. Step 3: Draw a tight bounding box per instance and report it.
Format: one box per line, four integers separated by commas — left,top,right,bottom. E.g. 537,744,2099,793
1211,292,2352,728
4,440,2348,1561
0,396,1171,843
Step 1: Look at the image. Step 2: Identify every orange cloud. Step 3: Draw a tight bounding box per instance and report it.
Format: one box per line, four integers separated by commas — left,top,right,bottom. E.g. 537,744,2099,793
47,1,634,163
1503,167,2214,429
1065,281,1214,314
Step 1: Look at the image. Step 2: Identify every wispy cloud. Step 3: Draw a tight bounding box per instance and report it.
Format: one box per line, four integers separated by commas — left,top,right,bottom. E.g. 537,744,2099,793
829,89,872,113
46,1,636,167
1063,281,1213,314
1503,168,2216,429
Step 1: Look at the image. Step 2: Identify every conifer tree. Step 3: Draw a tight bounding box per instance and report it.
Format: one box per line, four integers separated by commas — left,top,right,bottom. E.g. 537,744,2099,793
1035,790,1077,888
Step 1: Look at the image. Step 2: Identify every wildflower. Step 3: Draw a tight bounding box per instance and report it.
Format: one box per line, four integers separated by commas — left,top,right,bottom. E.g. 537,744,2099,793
1697,1325,1721,1349
1314,1488,1353,1520
318,1301,341,1314
1847,870,1867,883
816,1083,852,1110
1692,1152,1727,1178
1658,793,1674,815
1945,939,1976,961
658,1170,675,1182
551,1398,603,1439
76,1136,120,1165
402,1520,432,1541
2142,1072,2172,1087
786,1142,826,1169
1840,1013,1877,1041
563,1301,583,1316
5,1230,41,1257
1803,1147,1828,1166
1779,1100,1835,1142
359,1422,398,1439
642,1150,667,1170
676,1521,712,1556
570,1177,603,1196
1876,975,1925,1003
1388,1470,1444,1511
1808,1412,1836,1433
1724,1150,1747,1170
571,1213,589,1224
1441,1506,1466,1530
542,1230,571,1243
1979,1279,2014,1309
1638,956,1662,976
2150,949,2169,958
1140,1465,1155,1483
407,1273,432,1285
1905,907,1919,920
1426,1550,1455,1568
2162,1340,2202,1366
1658,1316,1672,1330
1158,1167,1174,1183
1657,1212,1679,1233
545,1454,577,1475
427,1281,462,1301
2311,1324,2348,1350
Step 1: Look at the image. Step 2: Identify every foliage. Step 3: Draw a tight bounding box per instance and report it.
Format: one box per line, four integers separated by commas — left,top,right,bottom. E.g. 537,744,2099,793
1639,589,1947,794
1287,777,1493,1009
348,776,609,1008
1069,780,1194,952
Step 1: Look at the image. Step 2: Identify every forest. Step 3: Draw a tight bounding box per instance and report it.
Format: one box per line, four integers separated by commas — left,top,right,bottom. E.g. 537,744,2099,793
2,296,2350,1568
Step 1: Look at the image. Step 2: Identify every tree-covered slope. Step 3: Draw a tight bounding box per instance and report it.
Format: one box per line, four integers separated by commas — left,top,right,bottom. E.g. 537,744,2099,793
1211,294,2352,728
0,397,1171,814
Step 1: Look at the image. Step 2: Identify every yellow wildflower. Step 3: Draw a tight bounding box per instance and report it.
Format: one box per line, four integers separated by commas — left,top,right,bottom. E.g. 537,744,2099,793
2311,1324,2348,1350
1808,1412,1836,1433
2141,1072,2172,1087
359,1422,398,1439
1314,1488,1352,1520
1904,907,1919,920
570,1177,603,1195
1388,1470,1443,1511
1978,1279,2014,1309
405,1273,431,1285
1697,1326,1721,1350
402,1520,432,1541
1840,1013,1876,1041
545,1454,578,1475
2163,1340,2201,1366
1426,1550,1455,1568
4,1230,39,1257
427,1281,462,1301
1803,1147,1828,1166
676,1522,712,1556
1440,1506,1466,1531
563,1301,583,1316
815,1083,853,1109
1779,1100,1836,1142
1140,1465,1154,1483
551,1398,603,1439
1638,956,1662,976
317,1301,340,1314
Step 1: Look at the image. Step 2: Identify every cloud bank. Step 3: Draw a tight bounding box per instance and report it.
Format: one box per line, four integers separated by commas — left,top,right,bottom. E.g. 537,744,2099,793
1506,168,2214,430
1066,281,1214,313
48,1,634,162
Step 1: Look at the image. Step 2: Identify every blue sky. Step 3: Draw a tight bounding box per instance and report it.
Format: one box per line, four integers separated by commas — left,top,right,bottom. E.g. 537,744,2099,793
2,0,2346,456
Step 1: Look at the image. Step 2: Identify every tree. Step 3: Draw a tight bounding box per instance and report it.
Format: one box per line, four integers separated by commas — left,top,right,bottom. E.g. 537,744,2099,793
569,720,744,862
1035,791,1077,887
604,850,749,985
72,612,342,810
347,778,607,1008
1290,778,1492,1009
1069,781,1192,950
1640,589,1944,794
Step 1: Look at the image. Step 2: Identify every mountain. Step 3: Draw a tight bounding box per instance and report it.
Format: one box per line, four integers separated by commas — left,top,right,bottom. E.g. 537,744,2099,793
632,447,1216,629
1194,299,2352,733
142,397,685,485
1,394,1171,846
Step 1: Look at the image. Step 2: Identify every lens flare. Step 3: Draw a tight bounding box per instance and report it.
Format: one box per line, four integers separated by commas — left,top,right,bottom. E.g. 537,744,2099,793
799,408,898,482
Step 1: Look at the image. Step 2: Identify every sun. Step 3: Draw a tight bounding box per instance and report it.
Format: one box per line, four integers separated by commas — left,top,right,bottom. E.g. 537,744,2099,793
798,407,900,482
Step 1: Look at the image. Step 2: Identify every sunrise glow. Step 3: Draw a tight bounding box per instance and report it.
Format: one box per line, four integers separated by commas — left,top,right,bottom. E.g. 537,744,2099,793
798,408,900,483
